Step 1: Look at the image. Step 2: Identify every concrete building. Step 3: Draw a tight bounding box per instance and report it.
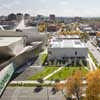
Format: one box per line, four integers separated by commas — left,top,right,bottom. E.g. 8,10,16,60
47,24,58,32
55,35,80,40
0,37,25,58
0,29,47,45
48,38,88,60
0,36,43,96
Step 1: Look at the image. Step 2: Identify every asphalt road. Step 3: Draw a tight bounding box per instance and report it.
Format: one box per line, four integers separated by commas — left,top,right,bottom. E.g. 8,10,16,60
1,87,65,100
87,41,100,65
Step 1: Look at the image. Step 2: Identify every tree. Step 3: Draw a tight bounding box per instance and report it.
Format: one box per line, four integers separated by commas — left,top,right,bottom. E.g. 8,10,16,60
16,13,23,16
55,82,67,99
65,70,82,100
86,70,100,100
7,13,17,21
24,13,30,19
55,82,64,91
80,32,89,42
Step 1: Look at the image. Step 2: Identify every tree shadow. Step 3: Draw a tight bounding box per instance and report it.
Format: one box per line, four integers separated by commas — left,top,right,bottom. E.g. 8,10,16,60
34,85,43,93
51,87,57,95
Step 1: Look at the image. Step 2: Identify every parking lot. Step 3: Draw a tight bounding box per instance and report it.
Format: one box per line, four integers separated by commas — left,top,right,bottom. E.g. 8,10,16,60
1,87,65,100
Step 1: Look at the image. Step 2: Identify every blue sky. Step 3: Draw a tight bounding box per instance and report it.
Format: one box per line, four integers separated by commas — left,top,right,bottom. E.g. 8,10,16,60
0,0,100,17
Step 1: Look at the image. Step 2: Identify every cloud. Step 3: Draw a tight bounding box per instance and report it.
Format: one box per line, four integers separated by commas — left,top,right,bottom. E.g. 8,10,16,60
59,0,69,5
0,0,20,9
40,0,47,3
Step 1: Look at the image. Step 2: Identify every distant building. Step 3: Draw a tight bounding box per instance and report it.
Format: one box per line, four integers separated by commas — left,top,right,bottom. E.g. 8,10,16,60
0,20,16,30
55,35,80,40
0,30,47,45
47,24,58,32
74,17,82,22
36,15,45,22
16,13,23,22
24,13,31,20
49,14,55,21
0,16,7,21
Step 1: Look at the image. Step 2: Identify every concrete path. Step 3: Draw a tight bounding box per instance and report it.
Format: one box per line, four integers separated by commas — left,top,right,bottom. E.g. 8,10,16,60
43,67,63,80
10,80,87,85
10,80,66,85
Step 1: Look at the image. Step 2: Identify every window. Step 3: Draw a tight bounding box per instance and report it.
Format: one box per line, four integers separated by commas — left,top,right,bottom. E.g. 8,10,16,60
75,51,77,55
48,51,52,55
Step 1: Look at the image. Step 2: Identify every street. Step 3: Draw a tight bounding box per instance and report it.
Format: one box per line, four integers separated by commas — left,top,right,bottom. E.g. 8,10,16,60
87,41,100,65
1,87,65,100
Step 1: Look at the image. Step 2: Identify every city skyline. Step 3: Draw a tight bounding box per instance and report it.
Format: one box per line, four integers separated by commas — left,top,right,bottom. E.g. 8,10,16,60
0,0,100,17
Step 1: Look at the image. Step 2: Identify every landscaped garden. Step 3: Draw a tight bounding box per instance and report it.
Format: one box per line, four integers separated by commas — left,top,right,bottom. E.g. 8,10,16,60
28,66,88,81
28,67,58,80
48,67,88,81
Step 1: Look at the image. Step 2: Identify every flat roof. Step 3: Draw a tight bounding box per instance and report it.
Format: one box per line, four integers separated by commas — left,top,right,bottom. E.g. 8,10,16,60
57,35,80,39
0,37,23,46
50,39,87,48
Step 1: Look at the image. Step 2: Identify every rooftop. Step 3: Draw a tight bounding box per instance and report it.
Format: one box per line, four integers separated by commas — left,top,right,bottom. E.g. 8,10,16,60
0,37,23,46
56,35,80,39
50,39,87,48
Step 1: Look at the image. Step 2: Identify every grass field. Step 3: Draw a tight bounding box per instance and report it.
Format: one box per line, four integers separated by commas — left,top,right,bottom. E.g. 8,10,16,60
28,67,58,80
28,66,88,81
48,67,88,81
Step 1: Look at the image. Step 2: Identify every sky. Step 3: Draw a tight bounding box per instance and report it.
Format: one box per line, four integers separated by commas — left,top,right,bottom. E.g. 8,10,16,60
0,0,100,17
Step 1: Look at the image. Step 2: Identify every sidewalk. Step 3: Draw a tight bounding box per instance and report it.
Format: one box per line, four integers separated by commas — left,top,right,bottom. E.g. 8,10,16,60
10,80,66,85
10,80,87,85
43,67,63,80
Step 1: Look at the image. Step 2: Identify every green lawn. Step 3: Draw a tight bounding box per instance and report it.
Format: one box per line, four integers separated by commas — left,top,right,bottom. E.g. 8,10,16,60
28,67,58,80
48,67,88,81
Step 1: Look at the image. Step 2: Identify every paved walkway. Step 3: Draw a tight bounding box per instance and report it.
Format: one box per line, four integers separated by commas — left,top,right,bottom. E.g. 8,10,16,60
10,80,87,85
43,67,63,80
10,80,66,85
